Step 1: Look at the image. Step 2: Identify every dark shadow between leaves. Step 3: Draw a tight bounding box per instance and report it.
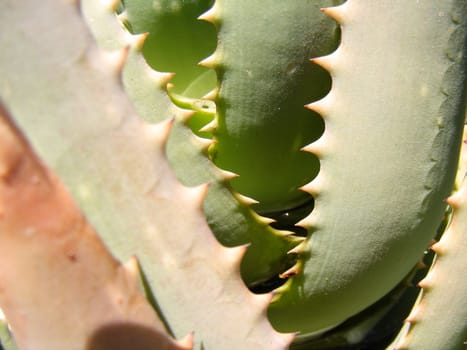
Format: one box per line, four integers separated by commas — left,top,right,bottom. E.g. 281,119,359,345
86,322,175,350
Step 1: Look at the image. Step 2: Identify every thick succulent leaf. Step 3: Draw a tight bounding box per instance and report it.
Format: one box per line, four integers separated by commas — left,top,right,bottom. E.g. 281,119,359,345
291,273,420,350
94,0,300,286
269,0,466,335
0,103,188,350
205,0,343,213
394,160,467,349
0,0,292,349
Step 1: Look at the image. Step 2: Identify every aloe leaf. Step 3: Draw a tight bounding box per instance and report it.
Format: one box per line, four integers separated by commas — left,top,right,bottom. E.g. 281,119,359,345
204,0,343,214
0,103,188,350
394,152,467,350
269,0,466,335
0,0,292,348
96,1,300,286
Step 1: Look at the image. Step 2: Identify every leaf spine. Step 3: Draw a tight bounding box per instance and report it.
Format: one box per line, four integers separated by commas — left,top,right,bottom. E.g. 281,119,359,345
320,3,347,25
127,37,175,88
252,292,275,312
299,171,324,197
417,272,435,290
202,89,218,101
405,302,424,324
301,134,328,158
130,32,149,51
192,134,214,153
297,210,319,231
279,262,301,279
198,52,220,70
446,188,463,208
287,241,308,255
143,118,174,148
185,183,210,211
123,256,141,286
197,1,220,26
232,192,260,206
177,109,196,123
102,0,120,12
103,46,129,76
305,91,333,118
216,168,238,181
221,244,249,272
430,240,445,255
309,52,337,74
271,276,296,302
199,119,218,133
242,208,276,226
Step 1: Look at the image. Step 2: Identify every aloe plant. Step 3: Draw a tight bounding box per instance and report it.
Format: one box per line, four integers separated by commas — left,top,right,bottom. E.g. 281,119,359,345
0,0,465,349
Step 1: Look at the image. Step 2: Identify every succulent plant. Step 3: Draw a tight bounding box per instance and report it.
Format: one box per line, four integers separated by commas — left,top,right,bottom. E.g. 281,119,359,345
0,0,465,349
